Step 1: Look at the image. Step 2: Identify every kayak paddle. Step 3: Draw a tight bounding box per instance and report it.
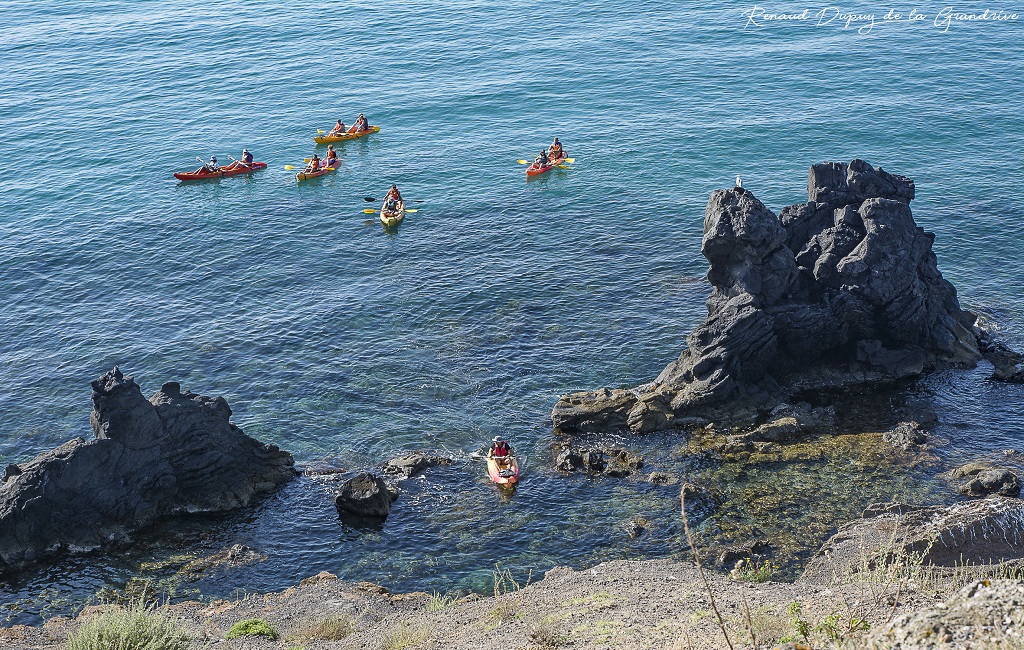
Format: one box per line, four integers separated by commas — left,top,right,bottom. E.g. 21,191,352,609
363,197,426,203
364,208,418,214
284,165,295,170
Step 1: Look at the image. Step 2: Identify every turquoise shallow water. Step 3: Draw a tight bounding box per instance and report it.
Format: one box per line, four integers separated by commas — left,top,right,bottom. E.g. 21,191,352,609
2,0,1024,624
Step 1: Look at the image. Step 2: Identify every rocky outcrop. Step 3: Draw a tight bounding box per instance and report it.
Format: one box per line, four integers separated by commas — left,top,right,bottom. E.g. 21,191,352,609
946,461,1021,498
978,329,1024,383
800,498,1024,583
334,473,396,518
552,160,984,436
0,368,295,574
380,453,452,479
553,447,643,477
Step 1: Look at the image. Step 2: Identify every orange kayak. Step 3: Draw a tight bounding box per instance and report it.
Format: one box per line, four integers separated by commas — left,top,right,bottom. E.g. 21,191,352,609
296,161,339,181
314,126,380,144
173,162,267,181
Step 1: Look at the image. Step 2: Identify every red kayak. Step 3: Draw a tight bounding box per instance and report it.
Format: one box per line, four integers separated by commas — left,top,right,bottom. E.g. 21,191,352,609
526,156,567,177
486,455,520,487
173,162,267,181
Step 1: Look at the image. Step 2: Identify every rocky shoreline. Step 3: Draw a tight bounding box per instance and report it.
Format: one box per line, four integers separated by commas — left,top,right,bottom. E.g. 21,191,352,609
0,368,295,575
4,556,1024,649
3,160,1024,647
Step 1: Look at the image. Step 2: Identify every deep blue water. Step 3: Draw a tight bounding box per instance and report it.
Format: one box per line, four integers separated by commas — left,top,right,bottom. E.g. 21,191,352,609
1,0,1023,625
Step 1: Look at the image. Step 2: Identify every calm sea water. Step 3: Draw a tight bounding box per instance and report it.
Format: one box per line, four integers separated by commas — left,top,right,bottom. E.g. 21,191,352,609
1,0,1023,625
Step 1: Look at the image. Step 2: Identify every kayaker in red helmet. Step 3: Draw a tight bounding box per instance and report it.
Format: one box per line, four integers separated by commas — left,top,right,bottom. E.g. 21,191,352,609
547,138,565,160
328,119,346,136
348,113,369,134
489,436,512,458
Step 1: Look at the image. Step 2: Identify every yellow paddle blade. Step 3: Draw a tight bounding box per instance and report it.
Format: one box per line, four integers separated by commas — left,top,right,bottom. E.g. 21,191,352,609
516,159,528,164
558,165,569,169
363,209,377,214
303,158,311,163
405,209,418,213
563,158,575,163
317,129,324,134
283,165,295,170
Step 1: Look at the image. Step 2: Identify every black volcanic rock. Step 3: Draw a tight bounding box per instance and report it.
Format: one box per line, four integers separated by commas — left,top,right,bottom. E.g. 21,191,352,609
0,368,295,574
552,160,983,435
335,473,396,518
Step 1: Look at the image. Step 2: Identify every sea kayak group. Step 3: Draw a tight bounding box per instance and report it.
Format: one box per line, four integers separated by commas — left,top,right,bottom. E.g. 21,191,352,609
174,114,530,485
174,112,571,236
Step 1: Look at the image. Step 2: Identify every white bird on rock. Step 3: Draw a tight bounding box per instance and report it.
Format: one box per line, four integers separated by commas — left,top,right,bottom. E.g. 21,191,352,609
736,175,743,188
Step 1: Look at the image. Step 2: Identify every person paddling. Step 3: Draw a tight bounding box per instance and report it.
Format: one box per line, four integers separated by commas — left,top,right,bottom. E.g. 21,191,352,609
547,138,565,160
328,119,346,136
325,145,338,167
304,153,321,174
194,155,219,174
534,150,549,168
349,113,369,133
489,436,512,459
383,184,403,212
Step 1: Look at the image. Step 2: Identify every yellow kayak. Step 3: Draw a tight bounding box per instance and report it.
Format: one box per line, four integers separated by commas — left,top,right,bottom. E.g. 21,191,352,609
380,203,405,227
314,126,380,144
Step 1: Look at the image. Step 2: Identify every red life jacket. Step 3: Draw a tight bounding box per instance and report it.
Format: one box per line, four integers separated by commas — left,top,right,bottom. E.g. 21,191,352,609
492,442,509,457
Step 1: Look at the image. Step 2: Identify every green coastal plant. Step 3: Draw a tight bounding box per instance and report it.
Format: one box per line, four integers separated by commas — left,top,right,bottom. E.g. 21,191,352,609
65,601,189,650
733,558,779,583
528,615,570,648
292,613,356,641
225,618,278,640
485,565,532,630
381,622,431,650
427,590,459,611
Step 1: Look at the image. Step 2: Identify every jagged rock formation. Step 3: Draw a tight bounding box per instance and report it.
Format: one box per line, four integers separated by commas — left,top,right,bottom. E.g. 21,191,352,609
0,368,294,574
799,498,1024,583
552,160,984,435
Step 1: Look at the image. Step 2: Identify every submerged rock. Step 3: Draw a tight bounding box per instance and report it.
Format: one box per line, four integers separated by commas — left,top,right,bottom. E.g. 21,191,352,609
179,544,267,577
623,517,648,539
717,539,771,568
553,160,985,436
882,421,928,451
552,446,642,477
0,367,295,574
800,497,1024,583
335,472,396,518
